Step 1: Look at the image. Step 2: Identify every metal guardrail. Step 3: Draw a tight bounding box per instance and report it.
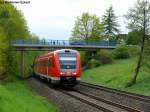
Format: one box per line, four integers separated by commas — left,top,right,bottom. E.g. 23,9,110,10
11,39,117,47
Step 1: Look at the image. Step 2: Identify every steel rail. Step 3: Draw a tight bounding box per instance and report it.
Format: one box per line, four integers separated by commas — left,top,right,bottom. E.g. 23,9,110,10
80,82,150,103
59,89,142,112
59,89,115,112
74,89,142,112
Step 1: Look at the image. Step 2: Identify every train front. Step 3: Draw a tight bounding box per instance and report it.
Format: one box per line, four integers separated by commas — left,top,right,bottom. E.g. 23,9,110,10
56,49,81,86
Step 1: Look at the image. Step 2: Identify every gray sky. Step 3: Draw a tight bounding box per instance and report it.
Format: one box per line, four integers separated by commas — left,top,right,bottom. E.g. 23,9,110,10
14,0,139,40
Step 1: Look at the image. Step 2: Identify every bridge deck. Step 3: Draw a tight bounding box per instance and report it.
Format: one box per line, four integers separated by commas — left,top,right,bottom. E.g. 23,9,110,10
13,44,116,51
12,40,117,51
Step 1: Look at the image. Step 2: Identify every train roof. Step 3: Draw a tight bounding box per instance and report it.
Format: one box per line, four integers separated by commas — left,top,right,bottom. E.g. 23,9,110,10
54,49,78,53
38,49,78,58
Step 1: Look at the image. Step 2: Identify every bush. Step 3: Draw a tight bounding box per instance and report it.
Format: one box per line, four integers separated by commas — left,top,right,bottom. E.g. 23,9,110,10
97,50,114,64
80,51,90,66
87,59,102,69
143,40,150,72
113,45,130,59
127,45,140,57
126,30,141,45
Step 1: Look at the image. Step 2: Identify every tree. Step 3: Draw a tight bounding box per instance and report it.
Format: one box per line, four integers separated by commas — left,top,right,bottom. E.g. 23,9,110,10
126,30,142,45
0,0,31,78
71,12,103,41
102,5,120,41
125,0,150,87
0,27,7,79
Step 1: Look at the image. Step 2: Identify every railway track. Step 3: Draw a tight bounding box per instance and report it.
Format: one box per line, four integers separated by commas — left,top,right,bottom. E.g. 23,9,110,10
79,82,150,103
30,77,148,111
60,88,142,112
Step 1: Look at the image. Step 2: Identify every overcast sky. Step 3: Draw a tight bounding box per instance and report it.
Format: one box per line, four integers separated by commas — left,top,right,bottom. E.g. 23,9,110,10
14,0,139,40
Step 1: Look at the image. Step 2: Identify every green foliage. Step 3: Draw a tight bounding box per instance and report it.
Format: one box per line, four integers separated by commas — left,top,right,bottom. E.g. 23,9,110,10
0,27,7,78
82,58,137,88
71,12,103,41
87,59,102,69
143,40,150,71
0,78,58,112
125,0,150,33
0,1,31,78
126,30,141,45
0,3,30,40
102,5,120,40
82,58,150,96
127,45,140,57
97,50,114,64
25,51,42,76
80,50,114,69
80,51,90,66
113,45,130,59
125,0,150,86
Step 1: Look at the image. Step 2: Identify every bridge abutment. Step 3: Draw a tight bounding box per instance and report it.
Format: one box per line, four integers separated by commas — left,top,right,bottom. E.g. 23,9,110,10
20,50,25,78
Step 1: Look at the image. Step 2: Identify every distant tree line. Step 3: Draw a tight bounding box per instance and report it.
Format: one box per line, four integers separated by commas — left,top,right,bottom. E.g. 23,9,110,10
71,5,120,42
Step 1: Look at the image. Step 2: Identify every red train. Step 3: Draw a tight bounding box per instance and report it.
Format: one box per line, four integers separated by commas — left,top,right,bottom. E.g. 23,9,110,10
34,49,81,87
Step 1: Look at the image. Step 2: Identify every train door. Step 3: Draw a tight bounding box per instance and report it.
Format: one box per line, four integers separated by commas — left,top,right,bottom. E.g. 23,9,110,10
48,56,54,77
46,58,49,77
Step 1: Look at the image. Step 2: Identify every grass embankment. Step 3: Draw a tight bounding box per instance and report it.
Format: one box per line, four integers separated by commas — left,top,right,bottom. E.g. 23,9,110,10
0,77,58,112
82,58,150,96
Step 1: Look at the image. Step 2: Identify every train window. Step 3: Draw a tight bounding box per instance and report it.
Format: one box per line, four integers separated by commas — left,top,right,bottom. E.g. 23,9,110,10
59,53,77,71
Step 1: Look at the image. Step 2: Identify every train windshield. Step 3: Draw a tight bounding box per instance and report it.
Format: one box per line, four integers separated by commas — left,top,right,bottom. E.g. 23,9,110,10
59,53,77,71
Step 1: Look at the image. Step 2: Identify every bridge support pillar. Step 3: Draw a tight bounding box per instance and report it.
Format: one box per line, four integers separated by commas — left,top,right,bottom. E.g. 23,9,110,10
91,51,98,59
20,50,25,78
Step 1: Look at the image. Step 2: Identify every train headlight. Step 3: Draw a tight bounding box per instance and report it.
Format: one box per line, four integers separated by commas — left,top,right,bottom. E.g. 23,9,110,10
72,72,77,75
60,72,65,75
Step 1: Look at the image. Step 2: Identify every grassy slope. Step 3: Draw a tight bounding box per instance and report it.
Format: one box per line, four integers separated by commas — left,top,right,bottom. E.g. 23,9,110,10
82,58,150,96
0,78,58,112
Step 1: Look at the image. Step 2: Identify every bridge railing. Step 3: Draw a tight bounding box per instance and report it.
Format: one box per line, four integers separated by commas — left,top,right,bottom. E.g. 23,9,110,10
11,39,117,47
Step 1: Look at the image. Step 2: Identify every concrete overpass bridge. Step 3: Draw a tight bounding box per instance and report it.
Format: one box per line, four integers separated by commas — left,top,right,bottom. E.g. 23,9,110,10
12,39,117,51
11,39,117,77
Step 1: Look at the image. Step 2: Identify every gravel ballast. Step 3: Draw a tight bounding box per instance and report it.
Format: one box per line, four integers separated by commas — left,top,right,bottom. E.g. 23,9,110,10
75,84,150,112
27,78,102,112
